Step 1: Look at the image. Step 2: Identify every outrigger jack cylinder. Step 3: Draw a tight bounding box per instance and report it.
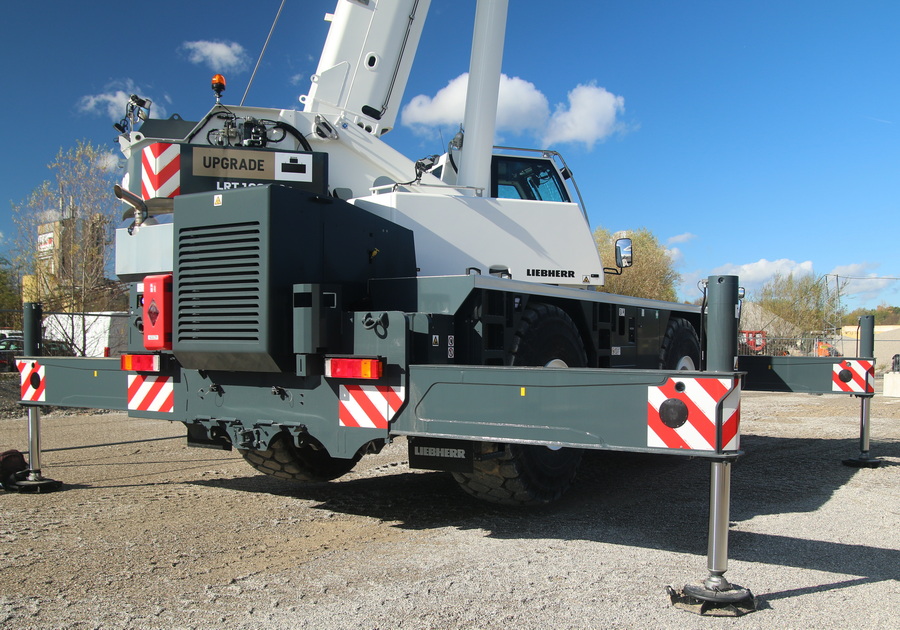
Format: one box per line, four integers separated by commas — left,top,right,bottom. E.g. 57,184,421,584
670,276,755,615
6,303,62,493
844,315,881,468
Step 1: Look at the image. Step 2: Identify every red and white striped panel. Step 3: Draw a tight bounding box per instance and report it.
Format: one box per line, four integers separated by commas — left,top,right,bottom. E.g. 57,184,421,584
832,359,874,394
338,384,405,430
17,360,45,402
648,377,740,452
127,374,174,413
141,143,181,199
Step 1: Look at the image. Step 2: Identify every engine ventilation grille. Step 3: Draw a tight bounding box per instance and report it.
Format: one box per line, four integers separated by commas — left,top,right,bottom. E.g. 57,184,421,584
176,221,262,342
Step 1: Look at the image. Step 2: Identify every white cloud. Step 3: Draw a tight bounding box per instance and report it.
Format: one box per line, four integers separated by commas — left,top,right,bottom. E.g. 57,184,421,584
290,73,306,86
79,86,133,120
667,232,697,246
542,82,624,149
829,263,895,303
78,80,167,121
712,258,815,293
181,40,249,73
496,76,550,133
402,74,472,130
402,74,624,149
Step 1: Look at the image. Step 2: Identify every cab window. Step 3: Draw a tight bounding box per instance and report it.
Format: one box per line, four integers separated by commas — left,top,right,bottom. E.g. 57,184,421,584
491,156,570,202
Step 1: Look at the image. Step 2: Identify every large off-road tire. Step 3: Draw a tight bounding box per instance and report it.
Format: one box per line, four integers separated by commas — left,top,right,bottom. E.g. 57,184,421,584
239,434,360,482
659,317,701,371
452,303,587,506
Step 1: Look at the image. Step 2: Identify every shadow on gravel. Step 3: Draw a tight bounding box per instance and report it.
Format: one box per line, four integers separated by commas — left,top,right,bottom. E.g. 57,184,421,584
191,433,899,585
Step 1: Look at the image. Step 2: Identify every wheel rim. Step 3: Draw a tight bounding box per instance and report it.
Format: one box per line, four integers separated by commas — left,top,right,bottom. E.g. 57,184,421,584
675,355,697,370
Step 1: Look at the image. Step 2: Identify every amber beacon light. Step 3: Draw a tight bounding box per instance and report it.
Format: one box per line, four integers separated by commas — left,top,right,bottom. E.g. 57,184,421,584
211,74,226,101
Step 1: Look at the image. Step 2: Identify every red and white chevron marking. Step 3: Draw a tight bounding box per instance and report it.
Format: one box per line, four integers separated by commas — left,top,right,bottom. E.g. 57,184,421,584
17,360,45,402
141,143,181,199
127,374,174,413
832,359,874,394
338,384,405,429
648,376,740,452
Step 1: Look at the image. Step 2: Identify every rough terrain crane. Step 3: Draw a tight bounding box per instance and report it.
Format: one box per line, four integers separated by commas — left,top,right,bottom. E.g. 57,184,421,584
16,1,883,610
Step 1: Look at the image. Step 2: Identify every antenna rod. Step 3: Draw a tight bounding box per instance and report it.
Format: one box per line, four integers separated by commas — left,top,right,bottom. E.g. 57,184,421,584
241,0,286,106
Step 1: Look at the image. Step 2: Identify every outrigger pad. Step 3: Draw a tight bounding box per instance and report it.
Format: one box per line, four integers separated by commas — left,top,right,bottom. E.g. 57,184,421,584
842,456,882,469
667,585,756,616
3,470,63,493
1,451,63,493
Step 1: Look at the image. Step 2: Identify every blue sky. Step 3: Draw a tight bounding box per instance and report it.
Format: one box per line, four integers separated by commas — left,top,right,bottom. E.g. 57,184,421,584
2,0,899,309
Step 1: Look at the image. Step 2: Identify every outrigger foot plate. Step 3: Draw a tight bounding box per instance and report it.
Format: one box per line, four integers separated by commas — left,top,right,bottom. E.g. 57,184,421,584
2,470,63,493
668,584,756,616
842,456,882,468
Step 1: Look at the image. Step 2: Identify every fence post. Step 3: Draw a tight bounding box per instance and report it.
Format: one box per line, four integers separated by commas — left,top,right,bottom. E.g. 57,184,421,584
843,315,881,468
9,303,61,492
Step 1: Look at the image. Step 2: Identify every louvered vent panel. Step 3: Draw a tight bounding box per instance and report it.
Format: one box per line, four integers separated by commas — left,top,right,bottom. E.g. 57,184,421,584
176,222,262,342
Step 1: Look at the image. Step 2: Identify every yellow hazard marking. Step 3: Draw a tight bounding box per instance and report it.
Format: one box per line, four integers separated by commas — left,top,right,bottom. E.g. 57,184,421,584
520,387,526,397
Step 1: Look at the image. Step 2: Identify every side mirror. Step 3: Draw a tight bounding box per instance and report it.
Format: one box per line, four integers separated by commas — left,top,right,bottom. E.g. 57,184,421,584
615,238,633,269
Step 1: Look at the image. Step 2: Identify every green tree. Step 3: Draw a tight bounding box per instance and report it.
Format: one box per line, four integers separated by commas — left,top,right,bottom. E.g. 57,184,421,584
753,272,842,335
0,257,22,329
593,226,679,301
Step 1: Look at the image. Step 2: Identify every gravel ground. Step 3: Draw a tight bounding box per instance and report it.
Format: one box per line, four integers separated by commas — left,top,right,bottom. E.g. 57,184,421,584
1,378,898,629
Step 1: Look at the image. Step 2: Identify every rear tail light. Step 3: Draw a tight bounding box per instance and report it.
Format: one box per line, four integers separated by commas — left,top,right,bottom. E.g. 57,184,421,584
121,354,161,372
325,357,383,379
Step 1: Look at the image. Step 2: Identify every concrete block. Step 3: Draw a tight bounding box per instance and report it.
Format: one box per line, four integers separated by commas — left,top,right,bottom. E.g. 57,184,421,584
883,372,900,397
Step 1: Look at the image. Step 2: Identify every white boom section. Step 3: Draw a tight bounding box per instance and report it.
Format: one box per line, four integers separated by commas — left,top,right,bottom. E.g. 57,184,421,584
302,0,431,137
351,192,605,287
457,0,508,194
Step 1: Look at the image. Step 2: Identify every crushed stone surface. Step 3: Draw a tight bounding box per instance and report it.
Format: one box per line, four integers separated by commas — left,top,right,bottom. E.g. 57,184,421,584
1,379,898,629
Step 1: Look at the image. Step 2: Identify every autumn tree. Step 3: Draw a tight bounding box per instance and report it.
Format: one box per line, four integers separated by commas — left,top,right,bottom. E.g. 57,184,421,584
11,140,126,352
593,226,679,301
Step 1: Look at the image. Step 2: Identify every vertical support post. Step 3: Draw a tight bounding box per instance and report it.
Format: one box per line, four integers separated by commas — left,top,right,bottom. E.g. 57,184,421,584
705,276,738,374
27,407,44,482
23,301,43,356
706,459,732,587
10,302,62,492
679,276,753,610
457,0,509,195
844,315,881,468
24,302,44,478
